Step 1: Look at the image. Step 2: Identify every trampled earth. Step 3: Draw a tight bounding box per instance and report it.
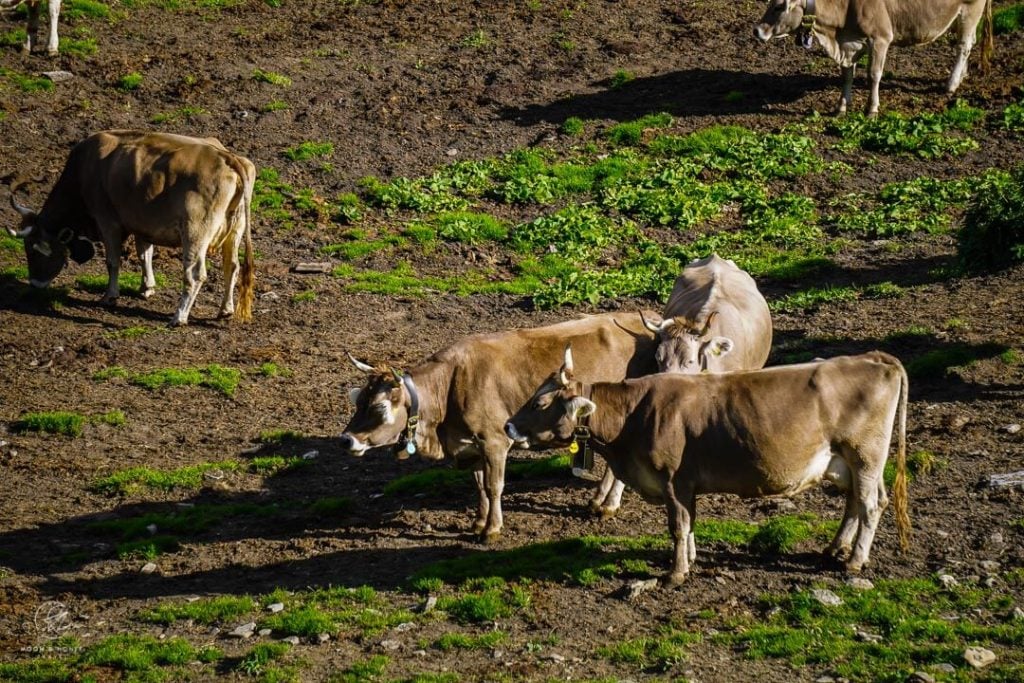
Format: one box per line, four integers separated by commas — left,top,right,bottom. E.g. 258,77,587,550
1,1,1023,681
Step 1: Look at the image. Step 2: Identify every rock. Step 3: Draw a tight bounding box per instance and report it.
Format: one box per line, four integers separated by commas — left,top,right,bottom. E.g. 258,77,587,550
624,578,659,600
1004,423,1021,434
541,653,565,663
811,588,843,607
846,577,874,591
185,595,201,603
964,646,995,668
986,471,1024,490
259,291,280,301
773,498,797,512
140,562,158,574
980,560,1000,573
282,636,300,645
266,602,285,613
145,523,158,535
229,622,257,639
393,622,416,632
418,596,437,613
907,672,935,683
413,649,427,657
258,628,272,637
943,414,970,431
1011,606,1024,621
42,70,73,83
814,677,835,683
937,573,958,589
379,638,401,651
931,663,955,674
203,469,225,481
445,147,459,157
316,632,330,644
301,450,318,460
855,630,882,643
292,262,333,274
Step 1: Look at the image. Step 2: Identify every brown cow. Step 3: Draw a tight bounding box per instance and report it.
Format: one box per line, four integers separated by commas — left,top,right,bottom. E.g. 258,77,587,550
754,0,994,115
341,311,659,542
0,0,60,55
6,130,256,326
643,254,772,374
505,347,910,585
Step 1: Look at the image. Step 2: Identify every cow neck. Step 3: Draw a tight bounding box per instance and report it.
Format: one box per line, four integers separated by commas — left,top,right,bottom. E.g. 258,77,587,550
402,360,450,456
804,0,816,18
579,381,631,454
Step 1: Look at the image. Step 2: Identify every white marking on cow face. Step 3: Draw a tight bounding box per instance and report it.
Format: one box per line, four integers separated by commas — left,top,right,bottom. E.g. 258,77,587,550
343,434,370,456
754,0,803,42
375,399,397,425
348,387,363,404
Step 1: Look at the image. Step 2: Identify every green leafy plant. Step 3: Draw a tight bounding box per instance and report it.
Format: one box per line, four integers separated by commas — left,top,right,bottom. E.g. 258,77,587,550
117,71,144,91
252,68,292,86
959,166,1024,271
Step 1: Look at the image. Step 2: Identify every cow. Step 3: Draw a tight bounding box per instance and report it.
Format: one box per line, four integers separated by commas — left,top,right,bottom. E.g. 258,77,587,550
340,311,660,542
504,347,910,585
5,130,256,326
0,0,61,55
641,255,772,374
753,0,994,116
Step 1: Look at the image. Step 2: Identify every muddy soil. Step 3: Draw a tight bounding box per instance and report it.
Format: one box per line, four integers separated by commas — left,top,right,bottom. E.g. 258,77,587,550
1,1,1023,681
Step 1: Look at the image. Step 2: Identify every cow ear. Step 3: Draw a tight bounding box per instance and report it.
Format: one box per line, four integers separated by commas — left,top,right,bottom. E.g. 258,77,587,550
348,387,363,405
567,397,596,419
68,236,96,265
707,337,734,357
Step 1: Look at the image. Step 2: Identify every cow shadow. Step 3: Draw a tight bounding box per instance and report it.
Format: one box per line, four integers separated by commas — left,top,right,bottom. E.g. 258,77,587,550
499,68,833,128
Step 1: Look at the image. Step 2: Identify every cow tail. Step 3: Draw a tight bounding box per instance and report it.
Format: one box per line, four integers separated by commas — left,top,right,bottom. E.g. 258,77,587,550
892,359,911,553
982,0,994,75
234,163,255,323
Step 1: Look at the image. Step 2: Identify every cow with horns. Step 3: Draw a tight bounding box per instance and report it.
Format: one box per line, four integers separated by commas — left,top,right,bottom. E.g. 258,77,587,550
0,0,61,55
5,130,256,326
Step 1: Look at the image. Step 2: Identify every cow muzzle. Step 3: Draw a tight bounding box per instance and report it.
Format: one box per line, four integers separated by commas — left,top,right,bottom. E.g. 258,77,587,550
753,24,776,42
339,433,369,456
503,422,529,447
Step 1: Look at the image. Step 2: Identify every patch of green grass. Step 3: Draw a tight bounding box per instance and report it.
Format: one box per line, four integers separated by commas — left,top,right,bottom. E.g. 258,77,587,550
95,364,241,396
320,231,405,260
359,175,469,214
117,71,143,91
262,605,337,637
283,141,334,162
104,325,157,339
606,112,673,146
81,633,198,673
459,29,490,48
329,655,390,683
308,496,354,517
884,448,945,487
290,289,317,303
150,105,207,124
75,271,168,295
0,658,73,682
0,67,55,93
252,68,292,86
432,630,507,651
257,362,290,377
993,3,1024,33
598,624,702,673
832,175,977,237
0,235,22,252
1001,348,1022,365
425,211,508,244
561,116,585,136
437,579,531,624
748,514,839,555
237,642,292,676
250,455,309,476
826,107,979,159
142,595,255,625
259,428,303,444
90,460,240,495
64,0,113,19
384,454,569,496
769,285,860,313
717,577,1024,682
905,342,1010,379
263,98,290,112
11,411,86,437
609,69,635,88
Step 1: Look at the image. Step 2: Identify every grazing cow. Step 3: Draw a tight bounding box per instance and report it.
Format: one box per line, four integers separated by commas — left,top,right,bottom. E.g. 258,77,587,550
341,311,659,542
5,130,256,326
753,0,994,115
0,0,61,55
642,255,771,374
505,347,910,585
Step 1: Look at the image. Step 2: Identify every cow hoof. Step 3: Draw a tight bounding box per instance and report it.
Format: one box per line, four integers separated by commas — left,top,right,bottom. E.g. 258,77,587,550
471,520,487,535
828,545,852,562
597,506,619,521
217,309,234,319
99,296,118,306
480,531,502,546
844,560,866,573
661,571,688,588
140,288,155,300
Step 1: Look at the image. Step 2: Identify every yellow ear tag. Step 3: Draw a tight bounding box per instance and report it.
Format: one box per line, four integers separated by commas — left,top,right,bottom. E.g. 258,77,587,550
568,441,579,454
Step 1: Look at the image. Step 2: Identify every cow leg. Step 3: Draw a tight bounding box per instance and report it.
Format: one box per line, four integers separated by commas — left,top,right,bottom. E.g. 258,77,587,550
471,468,490,535
45,0,60,55
172,245,208,326
478,441,508,543
837,64,855,115
828,482,860,562
24,1,40,54
136,239,156,299
588,469,625,520
663,479,695,586
99,230,125,305
846,465,887,572
217,229,243,317
866,38,892,117
948,1,985,93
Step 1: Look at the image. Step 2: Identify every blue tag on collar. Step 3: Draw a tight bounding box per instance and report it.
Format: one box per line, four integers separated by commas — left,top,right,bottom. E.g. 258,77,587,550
405,441,416,455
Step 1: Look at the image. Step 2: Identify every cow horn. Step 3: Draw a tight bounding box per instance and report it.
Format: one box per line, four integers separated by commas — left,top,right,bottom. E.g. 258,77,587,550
639,311,663,334
559,344,575,386
346,352,375,373
701,311,719,336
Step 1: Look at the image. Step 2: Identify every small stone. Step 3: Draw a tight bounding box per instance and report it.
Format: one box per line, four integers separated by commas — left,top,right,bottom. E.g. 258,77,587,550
774,498,797,512
847,577,874,591
964,646,995,668
146,523,158,535
259,291,280,301
413,649,427,657
814,677,835,683
292,262,333,274
140,562,158,574
984,576,997,588
1011,606,1024,621
980,560,1000,573
989,532,1004,546
266,602,285,613
393,622,416,632
185,595,201,603
229,622,257,639
624,578,659,600
316,632,330,644
301,450,318,460
811,588,843,607
203,469,225,481
541,653,565,663
907,672,935,683
943,414,971,431
987,471,1024,490
1004,423,1021,434
938,573,959,589
42,70,73,83
379,638,401,651
234,110,250,120
855,630,883,643
282,636,300,645
419,596,437,613
445,147,459,157
931,663,955,674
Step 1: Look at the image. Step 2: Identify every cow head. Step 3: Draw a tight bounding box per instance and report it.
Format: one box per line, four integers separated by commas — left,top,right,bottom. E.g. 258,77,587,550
754,0,806,42
504,345,595,450
340,353,414,457
642,311,733,374
6,185,95,288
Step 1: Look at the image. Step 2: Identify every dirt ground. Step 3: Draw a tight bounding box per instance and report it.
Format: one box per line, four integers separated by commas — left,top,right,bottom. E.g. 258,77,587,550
1,0,1023,681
